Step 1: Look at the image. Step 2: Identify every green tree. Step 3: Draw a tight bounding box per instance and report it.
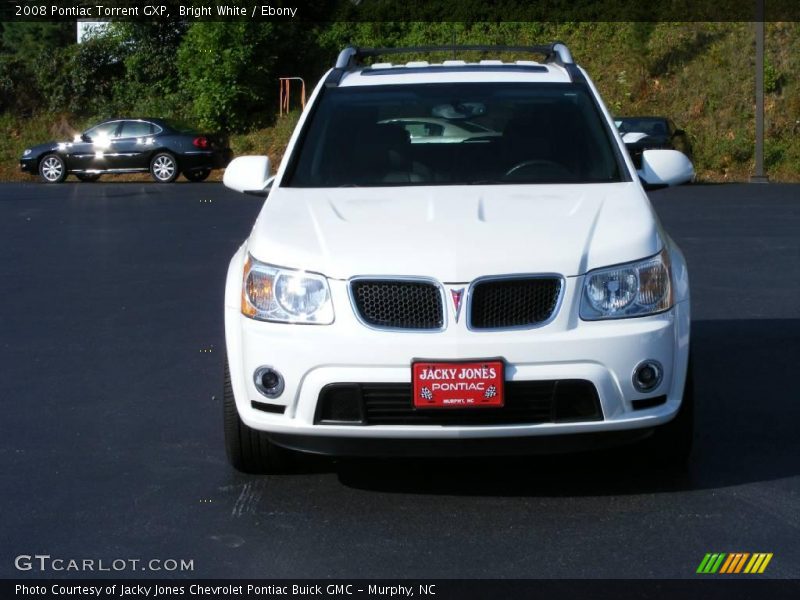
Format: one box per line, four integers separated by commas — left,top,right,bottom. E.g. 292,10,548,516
1,22,75,55
34,35,123,115
0,22,76,113
178,22,278,132
107,22,188,115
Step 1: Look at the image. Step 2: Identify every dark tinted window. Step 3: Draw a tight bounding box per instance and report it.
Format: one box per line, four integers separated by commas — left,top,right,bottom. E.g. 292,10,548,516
287,83,626,187
84,122,120,140
618,118,670,137
120,121,155,137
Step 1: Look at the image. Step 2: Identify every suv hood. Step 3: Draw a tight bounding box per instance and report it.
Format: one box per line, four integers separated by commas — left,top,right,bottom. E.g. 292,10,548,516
247,183,661,281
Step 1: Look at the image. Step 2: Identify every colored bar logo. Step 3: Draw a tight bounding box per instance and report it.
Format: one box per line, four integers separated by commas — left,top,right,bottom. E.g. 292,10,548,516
697,553,773,574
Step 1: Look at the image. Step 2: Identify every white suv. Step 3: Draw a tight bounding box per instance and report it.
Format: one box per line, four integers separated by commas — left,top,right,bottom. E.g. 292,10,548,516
222,44,695,473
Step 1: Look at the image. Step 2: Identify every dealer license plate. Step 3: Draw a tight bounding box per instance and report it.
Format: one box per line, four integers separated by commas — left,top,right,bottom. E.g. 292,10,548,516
412,360,505,409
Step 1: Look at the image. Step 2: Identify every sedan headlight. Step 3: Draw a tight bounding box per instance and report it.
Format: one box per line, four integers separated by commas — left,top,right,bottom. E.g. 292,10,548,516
580,249,672,320
22,149,32,156
241,255,333,324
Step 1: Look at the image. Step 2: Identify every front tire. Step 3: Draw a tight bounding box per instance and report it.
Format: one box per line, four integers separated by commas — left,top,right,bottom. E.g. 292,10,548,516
223,356,294,474
39,154,67,183
149,152,179,183
647,359,694,467
184,168,210,182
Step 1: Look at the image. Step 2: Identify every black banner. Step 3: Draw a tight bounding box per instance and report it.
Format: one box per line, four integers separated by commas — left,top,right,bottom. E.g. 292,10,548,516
4,580,800,600
3,0,800,23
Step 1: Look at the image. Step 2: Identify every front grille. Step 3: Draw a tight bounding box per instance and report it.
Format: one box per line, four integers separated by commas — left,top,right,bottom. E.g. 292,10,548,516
315,380,602,426
351,279,444,330
469,277,562,329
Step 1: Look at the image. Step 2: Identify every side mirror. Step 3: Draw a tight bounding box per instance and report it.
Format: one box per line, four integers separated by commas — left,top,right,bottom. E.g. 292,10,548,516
638,149,694,188
80,133,91,143
223,155,272,196
673,128,686,137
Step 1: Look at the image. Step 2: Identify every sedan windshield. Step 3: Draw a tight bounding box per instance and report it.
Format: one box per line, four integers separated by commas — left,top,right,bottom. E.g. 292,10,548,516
286,82,626,187
617,117,669,137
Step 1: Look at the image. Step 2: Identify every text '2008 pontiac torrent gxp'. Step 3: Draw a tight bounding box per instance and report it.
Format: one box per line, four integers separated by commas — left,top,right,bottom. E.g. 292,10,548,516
221,44,696,473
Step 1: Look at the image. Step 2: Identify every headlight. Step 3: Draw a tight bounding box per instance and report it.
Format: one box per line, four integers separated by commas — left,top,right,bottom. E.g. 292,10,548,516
580,249,672,320
241,255,333,324
23,149,32,156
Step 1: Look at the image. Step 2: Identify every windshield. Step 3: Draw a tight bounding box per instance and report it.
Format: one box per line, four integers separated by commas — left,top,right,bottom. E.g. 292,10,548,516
286,83,626,187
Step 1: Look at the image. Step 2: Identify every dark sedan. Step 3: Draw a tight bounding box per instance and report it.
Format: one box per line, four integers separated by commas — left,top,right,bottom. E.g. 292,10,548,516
616,116,692,168
20,118,233,183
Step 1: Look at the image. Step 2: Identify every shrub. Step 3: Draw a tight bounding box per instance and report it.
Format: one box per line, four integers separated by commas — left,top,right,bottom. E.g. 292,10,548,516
177,22,278,132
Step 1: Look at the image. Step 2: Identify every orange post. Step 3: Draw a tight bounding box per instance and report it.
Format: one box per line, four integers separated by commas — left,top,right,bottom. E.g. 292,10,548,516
279,77,306,116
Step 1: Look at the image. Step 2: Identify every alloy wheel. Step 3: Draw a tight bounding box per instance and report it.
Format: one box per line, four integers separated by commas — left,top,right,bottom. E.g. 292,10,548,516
41,157,64,182
152,155,176,181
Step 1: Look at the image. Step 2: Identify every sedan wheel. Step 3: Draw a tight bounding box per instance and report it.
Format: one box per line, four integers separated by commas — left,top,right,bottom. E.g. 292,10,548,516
150,152,178,183
39,154,67,183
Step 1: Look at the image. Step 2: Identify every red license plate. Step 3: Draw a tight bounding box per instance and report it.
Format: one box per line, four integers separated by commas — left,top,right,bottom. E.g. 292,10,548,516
412,360,505,409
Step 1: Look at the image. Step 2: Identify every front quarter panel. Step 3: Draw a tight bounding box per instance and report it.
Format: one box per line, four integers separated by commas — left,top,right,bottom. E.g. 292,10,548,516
20,142,59,172
224,244,249,410
666,234,690,305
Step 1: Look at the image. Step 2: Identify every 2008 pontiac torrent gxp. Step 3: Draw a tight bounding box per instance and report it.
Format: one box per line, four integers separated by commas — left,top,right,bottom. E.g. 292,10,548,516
221,44,696,473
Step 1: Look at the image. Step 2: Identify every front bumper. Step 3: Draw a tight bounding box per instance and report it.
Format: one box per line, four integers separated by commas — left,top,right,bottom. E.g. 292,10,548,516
19,158,37,174
267,428,655,457
225,264,691,451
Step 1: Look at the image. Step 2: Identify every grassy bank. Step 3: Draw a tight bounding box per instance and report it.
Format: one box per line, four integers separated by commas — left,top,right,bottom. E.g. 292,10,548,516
3,22,799,183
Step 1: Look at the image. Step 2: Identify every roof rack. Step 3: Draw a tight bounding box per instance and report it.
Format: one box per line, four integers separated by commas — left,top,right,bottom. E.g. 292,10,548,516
326,43,580,87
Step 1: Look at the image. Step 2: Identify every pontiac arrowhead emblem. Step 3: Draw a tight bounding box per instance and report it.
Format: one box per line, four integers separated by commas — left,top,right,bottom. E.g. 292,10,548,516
450,288,465,323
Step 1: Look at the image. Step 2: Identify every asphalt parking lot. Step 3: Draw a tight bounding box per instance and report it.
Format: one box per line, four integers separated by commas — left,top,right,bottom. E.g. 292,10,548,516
1,181,799,579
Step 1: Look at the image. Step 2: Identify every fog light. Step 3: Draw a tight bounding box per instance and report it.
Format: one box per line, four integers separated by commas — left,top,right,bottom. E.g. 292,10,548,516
632,360,663,392
254,366,284,398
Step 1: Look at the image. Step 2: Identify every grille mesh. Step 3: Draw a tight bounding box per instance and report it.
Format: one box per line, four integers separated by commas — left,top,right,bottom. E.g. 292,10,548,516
351,279,444,330
470,277,561,329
